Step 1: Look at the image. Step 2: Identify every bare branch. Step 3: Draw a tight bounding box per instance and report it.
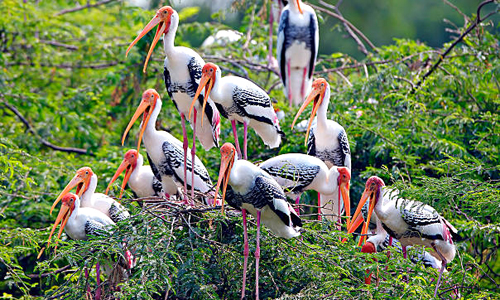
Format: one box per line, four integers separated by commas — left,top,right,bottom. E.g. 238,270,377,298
6,61,119,69
39,40,78,51
1,100,94,156
55,0,119,16
316,59,392,75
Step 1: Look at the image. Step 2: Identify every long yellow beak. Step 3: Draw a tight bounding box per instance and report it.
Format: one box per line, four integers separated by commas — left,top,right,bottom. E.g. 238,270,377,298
122,99,152,153
296,0,303,14
348,189,376,246
51,175,85,215
291,85,324,145
46,202,72,254
340,181,351,227
126,15,168,73
188,72,213,127
106,159,133,199
214,152,235,214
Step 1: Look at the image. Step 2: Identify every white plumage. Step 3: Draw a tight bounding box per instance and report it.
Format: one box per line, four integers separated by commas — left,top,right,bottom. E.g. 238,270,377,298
277,0,319,106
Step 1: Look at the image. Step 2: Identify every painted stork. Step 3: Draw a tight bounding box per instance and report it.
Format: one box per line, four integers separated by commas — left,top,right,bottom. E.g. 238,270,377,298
45,193,131,297
106,149,182,200
126,6,221,200
349,176,459,297
277,0,319,106
121,89,213,205
215,143,302,300
51,167,130,223
258,153,350,224
291,78,351,170
189,62,283,160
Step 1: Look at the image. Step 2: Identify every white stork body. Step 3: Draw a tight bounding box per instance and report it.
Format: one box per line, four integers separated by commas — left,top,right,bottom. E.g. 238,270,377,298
126,6,220,200
215,143,301,300
351,176,458,296
277,0,319,106
191,63,283,160
127,154,165,198
258,153,350,223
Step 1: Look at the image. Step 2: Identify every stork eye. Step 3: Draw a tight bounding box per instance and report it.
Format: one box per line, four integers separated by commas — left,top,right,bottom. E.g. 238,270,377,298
85,171,89,175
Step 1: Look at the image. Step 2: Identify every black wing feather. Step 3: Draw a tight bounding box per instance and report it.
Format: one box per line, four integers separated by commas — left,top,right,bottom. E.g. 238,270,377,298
308,13,317,79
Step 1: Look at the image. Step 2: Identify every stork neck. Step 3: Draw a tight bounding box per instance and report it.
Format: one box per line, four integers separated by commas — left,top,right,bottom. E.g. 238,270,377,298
209,68,223,101
289,0,303,13
131,154,144,181
70,196,81,222
324,167,340,195
81,174,98,206
143,98,163,138
163,18,178,56
316,90,330,128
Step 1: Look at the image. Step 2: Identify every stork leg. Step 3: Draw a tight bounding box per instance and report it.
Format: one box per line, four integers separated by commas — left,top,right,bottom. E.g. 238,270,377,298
402,246,407,259
255,211,261,300
287,60,292,107
243,121,248,160
95,263,101,300
180,113,189,203
432,242,447,298
85,267,91,300
295,195,300,215
190,108,197,204
241,209,249,300
300,67,307,104
337,190,342,230
231,119,242,159
317,193,322,221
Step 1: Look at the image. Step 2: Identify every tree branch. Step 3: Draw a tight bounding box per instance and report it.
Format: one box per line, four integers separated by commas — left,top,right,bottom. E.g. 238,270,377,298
55,0,119,16
412,0,499,93
6,61,119,69
1,100,94,156
39,40,78,51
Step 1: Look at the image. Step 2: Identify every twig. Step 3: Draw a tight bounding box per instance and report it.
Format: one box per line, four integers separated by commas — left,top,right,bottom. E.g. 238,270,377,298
1,100,94,156
316,59,391,75
6,61,119,69
412,0,499,93
39,40,78,51
311,3,377,52
55,0,119,16
28,265,72,279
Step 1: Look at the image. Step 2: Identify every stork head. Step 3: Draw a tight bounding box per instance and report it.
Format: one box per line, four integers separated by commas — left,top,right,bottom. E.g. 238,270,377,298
188,62,219,127
361,241,376,254
125,6,177,73
46,193,78,253
51,167,93,215
348,176,385,236
106,149,140,199
291,78,329,145
336,167,351,225
122,89,160,152
214,143,236,213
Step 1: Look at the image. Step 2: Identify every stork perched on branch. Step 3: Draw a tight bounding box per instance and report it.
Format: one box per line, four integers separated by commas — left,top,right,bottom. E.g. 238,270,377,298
126,6,221,200
215,143,301,300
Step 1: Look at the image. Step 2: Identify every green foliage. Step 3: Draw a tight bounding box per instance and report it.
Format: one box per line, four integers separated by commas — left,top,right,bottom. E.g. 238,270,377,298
0,0,499,299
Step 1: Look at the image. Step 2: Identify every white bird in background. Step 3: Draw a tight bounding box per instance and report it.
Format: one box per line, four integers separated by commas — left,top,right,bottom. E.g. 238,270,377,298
215,143,302,300
258,153,351,224
292,78,351,170
189,62,283,160
121,89,213,205
126,6,221,200
106,149,181,200
277,0,319,106
52,167,130,223
349,176,459,297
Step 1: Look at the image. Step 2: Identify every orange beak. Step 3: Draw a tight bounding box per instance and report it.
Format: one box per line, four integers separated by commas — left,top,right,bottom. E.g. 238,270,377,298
188,71,214,127
296,0,303,14
348,188,376,246
339,180,351,227
51,173,89,215
214,144,236,214
122,97,155,153
126,13,170,73
46,199,73,254
105,159,134,199
291,83,325,145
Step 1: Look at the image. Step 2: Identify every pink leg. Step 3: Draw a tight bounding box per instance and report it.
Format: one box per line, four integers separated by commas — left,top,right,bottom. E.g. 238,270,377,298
295,195,300,215
190,109,197,204
300,67,307,102
241,209,249,300
95,263,101,300
432,243,447,297
402,245,407,259
255,211,261,300
85,267,91,299
287,60,292,107
231,119,242,159
388,236,393,247
337,189,342,230
317,193,322,221
243,121,248,160
180,113,189,203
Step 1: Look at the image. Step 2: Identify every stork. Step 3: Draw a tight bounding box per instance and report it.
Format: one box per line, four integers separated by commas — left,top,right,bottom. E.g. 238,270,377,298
126,6,221,200
121,89,213,205
349,176,459,297
258,153,350,224
215,143,302,300
189,62,283,160
106,149,181,200
51,167,130,224
277,0,319,106
45,193,128,299
291,78,351,170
